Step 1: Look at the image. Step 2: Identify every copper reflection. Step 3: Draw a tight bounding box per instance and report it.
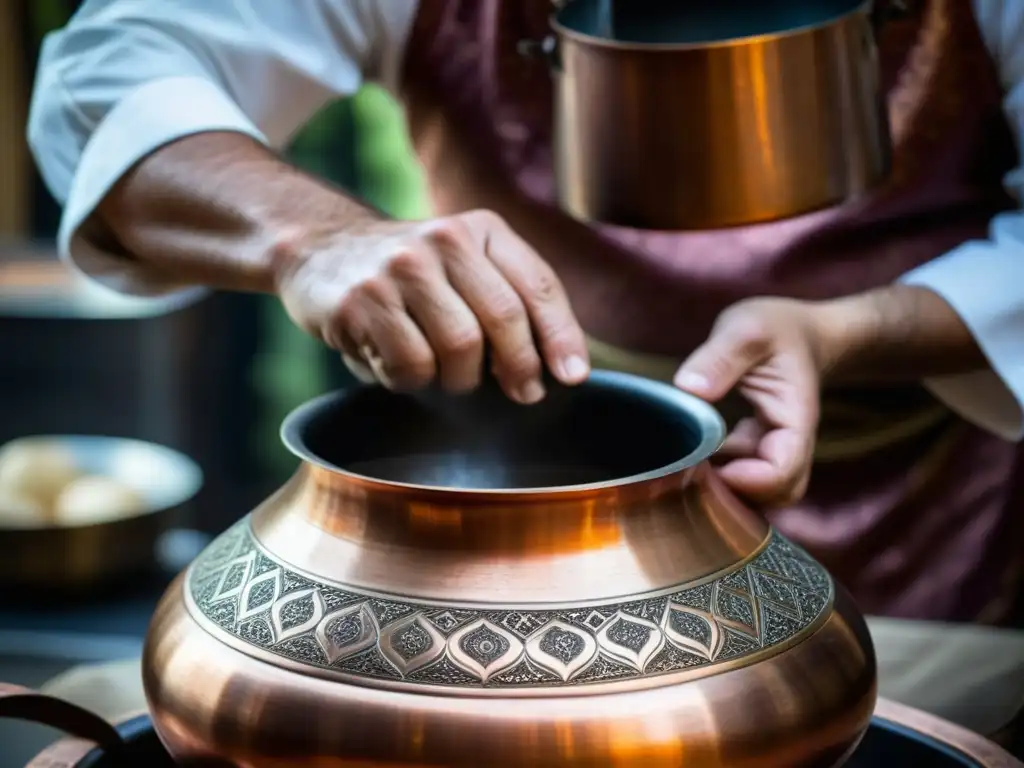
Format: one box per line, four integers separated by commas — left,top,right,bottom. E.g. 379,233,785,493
141,374,878,765
251,463,767,604
543,1,891,230
146,585,875,766
143,464,877,765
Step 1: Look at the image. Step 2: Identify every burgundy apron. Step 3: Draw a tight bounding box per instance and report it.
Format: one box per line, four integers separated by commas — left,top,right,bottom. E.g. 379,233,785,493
398,0,1024,624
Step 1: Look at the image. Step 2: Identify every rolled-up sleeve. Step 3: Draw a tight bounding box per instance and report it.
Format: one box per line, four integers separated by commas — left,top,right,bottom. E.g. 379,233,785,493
898,0,1024,441
900,217,1024,441
26,0,418,300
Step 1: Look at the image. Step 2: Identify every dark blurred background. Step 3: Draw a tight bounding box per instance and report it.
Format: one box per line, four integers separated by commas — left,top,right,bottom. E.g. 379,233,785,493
0,12,432,760
1,0,430,534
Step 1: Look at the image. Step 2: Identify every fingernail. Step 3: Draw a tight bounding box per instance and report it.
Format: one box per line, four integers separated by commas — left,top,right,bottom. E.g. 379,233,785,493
674,371,709,393
559,355,589,382
516,379,546,404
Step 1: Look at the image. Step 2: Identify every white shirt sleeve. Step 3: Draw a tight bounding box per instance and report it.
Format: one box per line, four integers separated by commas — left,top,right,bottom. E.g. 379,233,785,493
26,0,419,303
897,0,1024,441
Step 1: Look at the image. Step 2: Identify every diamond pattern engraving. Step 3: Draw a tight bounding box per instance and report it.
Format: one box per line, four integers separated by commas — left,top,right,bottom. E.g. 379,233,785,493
498,611,550,638
750,569,801,617
189,521,833,689
426,609,475,633
662,605,720,659
237,567,282,622
271,587,324,642
210,551,255,603
714,586,758,637
596,612,663,672
448,619,524,682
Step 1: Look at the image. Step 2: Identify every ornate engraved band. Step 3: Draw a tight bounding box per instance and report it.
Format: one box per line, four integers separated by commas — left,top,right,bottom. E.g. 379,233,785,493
186,520,833,689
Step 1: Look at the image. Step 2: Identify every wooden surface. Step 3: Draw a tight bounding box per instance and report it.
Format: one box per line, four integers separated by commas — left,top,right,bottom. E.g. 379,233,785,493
0,1,30,237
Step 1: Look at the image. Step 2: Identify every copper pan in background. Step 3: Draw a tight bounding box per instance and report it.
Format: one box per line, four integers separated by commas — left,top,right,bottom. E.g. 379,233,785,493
522,0,896,230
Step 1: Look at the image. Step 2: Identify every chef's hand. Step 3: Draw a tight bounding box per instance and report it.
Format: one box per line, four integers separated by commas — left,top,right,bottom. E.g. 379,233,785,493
673,298,828,507
273,210,590,404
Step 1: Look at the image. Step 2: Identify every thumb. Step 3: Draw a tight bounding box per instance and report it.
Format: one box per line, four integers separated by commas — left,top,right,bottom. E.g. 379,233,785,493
674,323,769,402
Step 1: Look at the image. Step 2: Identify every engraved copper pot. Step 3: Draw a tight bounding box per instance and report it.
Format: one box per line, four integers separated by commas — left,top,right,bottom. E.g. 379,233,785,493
521,0,895,230
141,371,877,766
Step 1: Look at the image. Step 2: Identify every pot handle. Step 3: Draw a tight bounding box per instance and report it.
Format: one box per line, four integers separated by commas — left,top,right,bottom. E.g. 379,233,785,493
1,684,238,768
0,682,124,749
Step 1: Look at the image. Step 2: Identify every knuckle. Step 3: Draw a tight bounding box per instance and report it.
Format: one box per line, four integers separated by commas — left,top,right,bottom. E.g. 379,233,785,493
486,294,527,325
503,349,542,381
737,336,771,367
350,275,395,308
387,357,436,389
425,216,474,251
539,322,583,353
439,326,484,358
329,293,365,333
720,311,772,360
385,248,433,282
462,208,505,230
526,267,564,305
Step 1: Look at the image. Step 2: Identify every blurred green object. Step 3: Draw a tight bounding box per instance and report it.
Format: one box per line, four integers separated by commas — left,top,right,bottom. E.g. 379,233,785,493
30,0,71,42
353,85,431,220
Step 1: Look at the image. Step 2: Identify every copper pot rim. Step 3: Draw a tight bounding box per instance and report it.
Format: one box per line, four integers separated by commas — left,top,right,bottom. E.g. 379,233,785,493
280,369,726,498
550,0,873,53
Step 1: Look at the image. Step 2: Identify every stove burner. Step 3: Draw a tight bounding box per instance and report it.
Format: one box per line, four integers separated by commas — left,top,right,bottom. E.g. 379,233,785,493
26,715,1008,766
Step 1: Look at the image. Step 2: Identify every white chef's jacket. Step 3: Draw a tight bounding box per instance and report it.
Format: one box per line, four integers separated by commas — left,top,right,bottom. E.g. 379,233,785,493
25,0,1024,440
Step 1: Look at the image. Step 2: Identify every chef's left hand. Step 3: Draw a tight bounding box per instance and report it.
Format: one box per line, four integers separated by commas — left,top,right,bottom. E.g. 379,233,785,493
673,298,830,507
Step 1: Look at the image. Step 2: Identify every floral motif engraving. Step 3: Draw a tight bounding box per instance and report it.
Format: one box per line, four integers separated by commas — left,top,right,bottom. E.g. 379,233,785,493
315,603,377,665
271,588,324,643
378,614,445,675
237,568,281,622
188,521,833,688
460,625,511,666
448,619,523,682
526,620,598,681
539,626,586,664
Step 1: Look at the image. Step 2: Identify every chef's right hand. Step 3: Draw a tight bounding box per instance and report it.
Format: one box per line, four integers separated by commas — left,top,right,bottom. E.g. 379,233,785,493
271,209,591,404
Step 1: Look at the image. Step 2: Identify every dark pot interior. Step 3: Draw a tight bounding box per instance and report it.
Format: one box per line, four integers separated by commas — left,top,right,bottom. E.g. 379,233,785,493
556,0,869,45
847,719,988,767
281,371,724,491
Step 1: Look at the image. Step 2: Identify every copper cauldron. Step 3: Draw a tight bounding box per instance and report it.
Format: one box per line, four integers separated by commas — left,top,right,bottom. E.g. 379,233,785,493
521,0,894,230
142,371,877,765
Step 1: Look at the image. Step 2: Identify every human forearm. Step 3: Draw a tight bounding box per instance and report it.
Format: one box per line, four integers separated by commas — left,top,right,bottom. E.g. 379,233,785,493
815,284,987,383
93,132,384,294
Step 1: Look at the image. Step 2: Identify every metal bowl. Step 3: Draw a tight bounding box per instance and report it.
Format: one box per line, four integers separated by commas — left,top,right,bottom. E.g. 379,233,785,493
0,436,202,596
